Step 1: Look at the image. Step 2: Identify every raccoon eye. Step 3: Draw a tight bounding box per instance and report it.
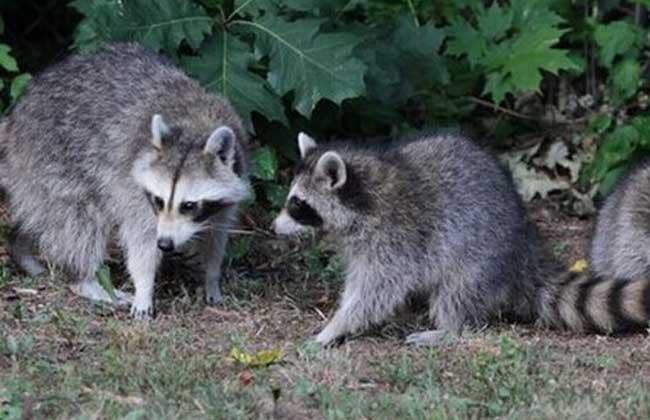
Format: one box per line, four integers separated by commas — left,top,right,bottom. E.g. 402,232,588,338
288,196,304,210
180,201,198,214
153,196,164,211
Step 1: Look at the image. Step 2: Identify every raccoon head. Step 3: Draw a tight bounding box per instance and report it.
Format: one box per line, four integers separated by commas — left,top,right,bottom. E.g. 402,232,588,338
272,133,368,237
132,114,249,253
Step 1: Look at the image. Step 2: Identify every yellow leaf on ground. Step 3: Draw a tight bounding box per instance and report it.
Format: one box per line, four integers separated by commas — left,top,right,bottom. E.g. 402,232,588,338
229,347,284,368
570,259,588,273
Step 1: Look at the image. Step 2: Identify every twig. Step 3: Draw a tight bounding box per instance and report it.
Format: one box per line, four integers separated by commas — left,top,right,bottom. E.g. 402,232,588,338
468,96,590,126
468,96,540,121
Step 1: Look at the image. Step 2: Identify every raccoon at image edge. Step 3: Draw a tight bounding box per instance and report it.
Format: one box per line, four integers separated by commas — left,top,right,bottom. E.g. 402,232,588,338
590,160,650,327
272,132,650,346
0,43,249,319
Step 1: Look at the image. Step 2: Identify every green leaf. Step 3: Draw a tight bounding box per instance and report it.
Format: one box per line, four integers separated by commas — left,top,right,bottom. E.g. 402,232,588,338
511,0,564,29
477,3,512,41
501,27,577,93
480,24,577,101
447,0,576,103
482,72,513,104
610,59,640,103
182,32,286,127
264,183,289,209
0,45,18,72
590,115,612,135
357,15,447,104
232,0,279,17
250,146,278,180
592,125,638,180
632,116,650,148
593,21,640,67
393,16,445,53
70,0,113,52
284,0,319,12
96,265,116,301
71,0,213,52
446,18,486,68
9,74,31,103
237,16,366,117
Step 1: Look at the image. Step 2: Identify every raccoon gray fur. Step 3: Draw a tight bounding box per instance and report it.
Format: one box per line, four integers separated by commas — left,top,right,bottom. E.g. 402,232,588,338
586,161,650,328
0,43,249,319
272,133,650,346
592,160,650,279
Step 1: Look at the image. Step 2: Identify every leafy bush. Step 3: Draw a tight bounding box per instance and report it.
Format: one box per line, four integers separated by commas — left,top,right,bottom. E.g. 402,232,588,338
0,16,30,112
4,0,650,205
67,0,586,207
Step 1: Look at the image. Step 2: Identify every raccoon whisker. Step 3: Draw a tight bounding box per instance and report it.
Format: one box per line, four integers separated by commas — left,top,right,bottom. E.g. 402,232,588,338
227,228,260,236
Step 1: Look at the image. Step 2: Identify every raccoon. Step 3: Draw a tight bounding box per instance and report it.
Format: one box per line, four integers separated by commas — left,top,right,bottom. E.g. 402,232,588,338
592,160,650,279
273,133,650,346
583,161,650,330
0,43,249,319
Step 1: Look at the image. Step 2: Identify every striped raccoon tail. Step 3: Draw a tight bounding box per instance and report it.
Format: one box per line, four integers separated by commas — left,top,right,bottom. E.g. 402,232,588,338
539,271,650,334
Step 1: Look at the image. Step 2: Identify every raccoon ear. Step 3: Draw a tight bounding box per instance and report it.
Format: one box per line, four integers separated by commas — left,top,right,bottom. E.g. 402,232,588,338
151,114,171,150
204,125,236,164
315,151,346,190
298,132,317,158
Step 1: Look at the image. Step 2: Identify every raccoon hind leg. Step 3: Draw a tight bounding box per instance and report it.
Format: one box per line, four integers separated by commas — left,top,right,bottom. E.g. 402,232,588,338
203,224,231,305
406,271,493,346
7,223,47,277
36,201,124,306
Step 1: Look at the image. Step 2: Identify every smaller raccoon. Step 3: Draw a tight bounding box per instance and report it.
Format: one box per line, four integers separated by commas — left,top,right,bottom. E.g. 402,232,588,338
272,132,546,346
274,134,650,345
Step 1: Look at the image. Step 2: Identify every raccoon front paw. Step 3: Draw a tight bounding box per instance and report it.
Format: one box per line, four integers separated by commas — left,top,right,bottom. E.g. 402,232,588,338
130,302,154,320
315,327,344,347
113,290,134,307
405,330,451,347
205,288,224,306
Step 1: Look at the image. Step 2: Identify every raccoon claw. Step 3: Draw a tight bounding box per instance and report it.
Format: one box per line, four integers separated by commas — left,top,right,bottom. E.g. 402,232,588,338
130,304,154,321
205,289,224,306
405,330,451,347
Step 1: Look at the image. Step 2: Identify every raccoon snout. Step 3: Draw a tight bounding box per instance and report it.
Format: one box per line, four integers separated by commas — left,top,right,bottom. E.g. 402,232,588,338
270,219,280,235
157,237,175,252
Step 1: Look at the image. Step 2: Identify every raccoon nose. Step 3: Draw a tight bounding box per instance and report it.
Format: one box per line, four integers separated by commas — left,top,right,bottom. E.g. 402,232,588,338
157,238,175,252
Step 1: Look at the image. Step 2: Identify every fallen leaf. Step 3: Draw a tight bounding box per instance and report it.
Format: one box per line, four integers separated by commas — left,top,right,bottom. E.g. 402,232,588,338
500,149,570,201
542,141,569,169
570,259,588,273
239,369,255,386
316,293,330,304
510,164,570,201
13,288,37,295
230,347,284,368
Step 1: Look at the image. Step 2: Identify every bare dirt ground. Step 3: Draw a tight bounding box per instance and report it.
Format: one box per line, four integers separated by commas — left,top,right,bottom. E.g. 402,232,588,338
1,201,650,419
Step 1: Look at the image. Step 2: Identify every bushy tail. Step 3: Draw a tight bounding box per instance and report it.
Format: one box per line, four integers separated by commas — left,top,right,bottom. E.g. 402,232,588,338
540,271,650,334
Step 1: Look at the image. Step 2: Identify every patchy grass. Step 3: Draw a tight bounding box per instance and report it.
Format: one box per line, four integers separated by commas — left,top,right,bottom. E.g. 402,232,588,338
2,206,650,419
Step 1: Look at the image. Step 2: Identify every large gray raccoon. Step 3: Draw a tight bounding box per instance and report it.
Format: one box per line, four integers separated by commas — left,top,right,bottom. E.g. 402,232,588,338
273,133,650,345
0,43,249,319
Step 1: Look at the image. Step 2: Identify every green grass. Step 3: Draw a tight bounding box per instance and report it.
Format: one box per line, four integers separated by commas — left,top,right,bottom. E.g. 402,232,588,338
2,239,650,419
